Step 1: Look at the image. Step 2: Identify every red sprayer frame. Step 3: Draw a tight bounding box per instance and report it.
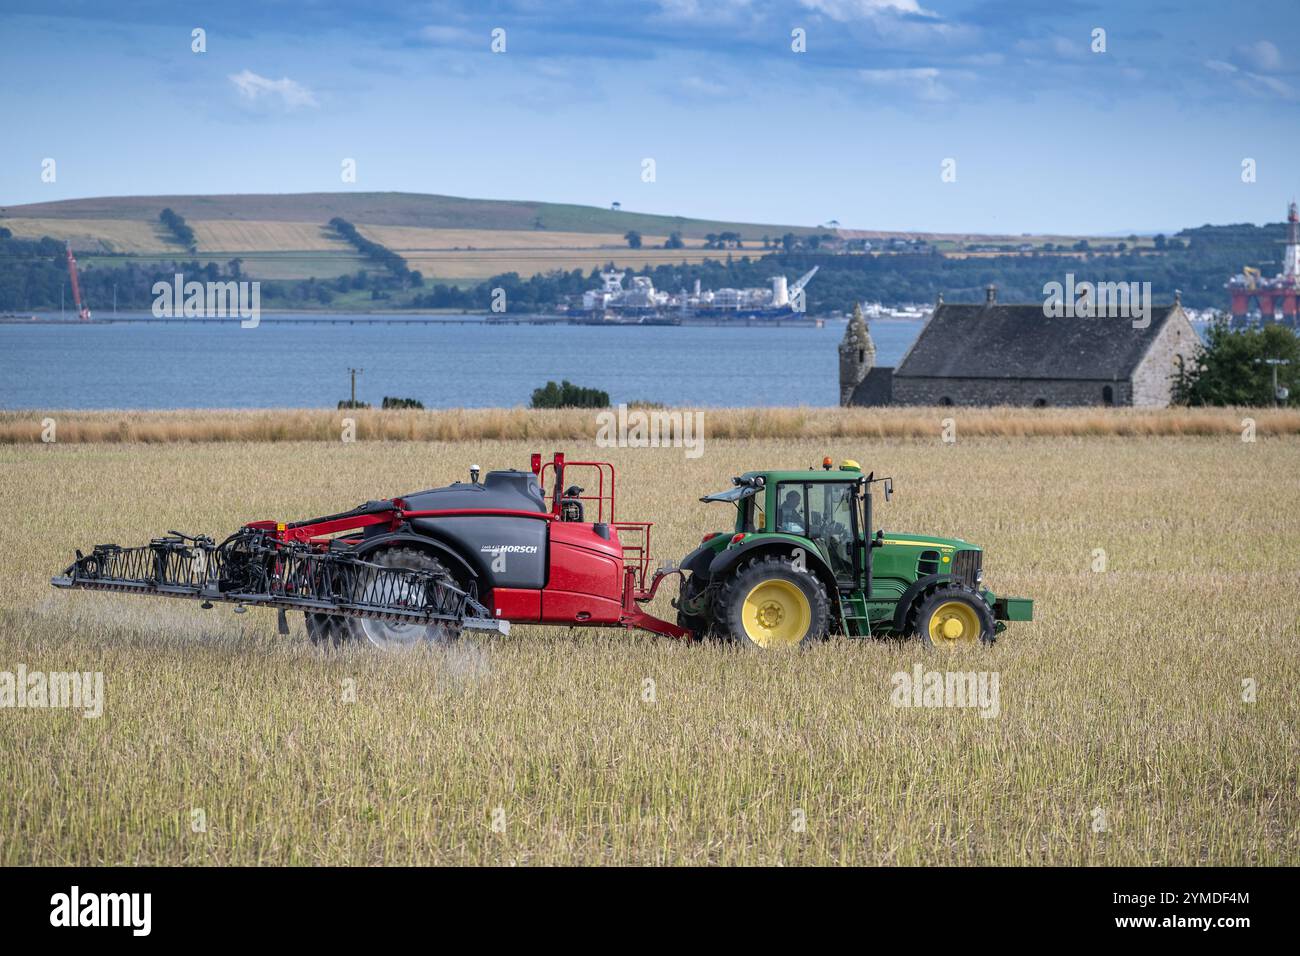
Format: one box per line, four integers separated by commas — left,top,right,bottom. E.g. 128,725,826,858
243,452,690,639
533,452,686,637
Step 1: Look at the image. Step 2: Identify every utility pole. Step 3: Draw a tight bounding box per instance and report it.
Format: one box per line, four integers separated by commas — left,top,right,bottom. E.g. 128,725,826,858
1261,357,1291,408
347,367,363,408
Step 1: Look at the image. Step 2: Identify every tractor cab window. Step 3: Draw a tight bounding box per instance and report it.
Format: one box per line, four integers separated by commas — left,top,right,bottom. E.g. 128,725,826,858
776,481,858,583
775,484,807,535
811,482,856,582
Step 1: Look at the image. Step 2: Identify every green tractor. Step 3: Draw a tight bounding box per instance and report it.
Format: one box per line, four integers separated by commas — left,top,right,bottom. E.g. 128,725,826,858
674,458,1033,648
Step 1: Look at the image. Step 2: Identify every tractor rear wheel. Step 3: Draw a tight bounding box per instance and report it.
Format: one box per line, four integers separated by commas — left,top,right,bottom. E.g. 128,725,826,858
305,612,352,649
345,547,463,650
716,555,829,649
910,585,996,647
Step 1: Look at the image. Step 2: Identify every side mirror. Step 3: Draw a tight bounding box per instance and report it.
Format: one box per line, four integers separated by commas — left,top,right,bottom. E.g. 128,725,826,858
883,478,893,501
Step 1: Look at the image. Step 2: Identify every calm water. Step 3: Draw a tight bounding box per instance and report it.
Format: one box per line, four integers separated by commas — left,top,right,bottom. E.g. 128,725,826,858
0,314,924,409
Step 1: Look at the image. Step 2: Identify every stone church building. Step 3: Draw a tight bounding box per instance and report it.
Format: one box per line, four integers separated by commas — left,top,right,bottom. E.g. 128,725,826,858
841,286,1201,407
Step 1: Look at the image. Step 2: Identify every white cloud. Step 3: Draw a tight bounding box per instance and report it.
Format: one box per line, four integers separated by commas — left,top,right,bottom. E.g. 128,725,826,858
858,66,964,102
1203,57,1296,101
959,52,1005,68
1014,35,1089,61
801,0,935,19
1252,74,1298,99
420,25,476,45
800,0,974,47
1234,39,1283,73
1049,35,1087,60
228,70,318,109
656,0,755,22
678,75,730,98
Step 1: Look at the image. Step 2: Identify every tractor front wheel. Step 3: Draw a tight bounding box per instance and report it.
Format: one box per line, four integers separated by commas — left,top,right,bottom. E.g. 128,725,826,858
717,555,829,649
910,585,996,647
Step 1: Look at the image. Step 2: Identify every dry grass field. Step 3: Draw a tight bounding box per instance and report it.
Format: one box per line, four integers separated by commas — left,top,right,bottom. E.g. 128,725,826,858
189,220,353,253
2,217,171,254
360,226,758,279
4,406,1300,445
357,225,675,251
395,246,767,280
1,431,1297,865
5,214,761,280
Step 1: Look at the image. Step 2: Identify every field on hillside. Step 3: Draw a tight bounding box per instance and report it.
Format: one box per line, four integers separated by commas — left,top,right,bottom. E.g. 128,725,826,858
399,247,764,280
3,217,172,254
189,220,351,253
4,192,1133,287
3,192,820,239
360,224,755,279
6,214,761,281
1,432,1296,865
359,226,675,250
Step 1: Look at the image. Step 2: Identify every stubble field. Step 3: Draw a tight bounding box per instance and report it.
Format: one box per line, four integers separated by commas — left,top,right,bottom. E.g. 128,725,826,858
0,432,1296,865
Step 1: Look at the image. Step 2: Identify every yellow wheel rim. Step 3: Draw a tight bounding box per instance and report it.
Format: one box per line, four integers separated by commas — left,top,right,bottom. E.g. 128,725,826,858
928,600,981,646
741,579,811,648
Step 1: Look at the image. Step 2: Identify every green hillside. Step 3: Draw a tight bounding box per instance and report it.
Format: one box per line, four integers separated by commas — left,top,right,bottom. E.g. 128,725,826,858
0,191,820,240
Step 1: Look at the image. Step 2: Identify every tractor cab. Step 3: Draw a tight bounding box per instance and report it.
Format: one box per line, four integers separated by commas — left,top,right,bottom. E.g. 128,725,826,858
701,459,876,589
684,457,1032,647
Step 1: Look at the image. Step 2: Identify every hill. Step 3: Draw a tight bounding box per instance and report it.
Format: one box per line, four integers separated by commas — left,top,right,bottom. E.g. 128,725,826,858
0,191,832,283
1,192,1283,313
0,191,821,239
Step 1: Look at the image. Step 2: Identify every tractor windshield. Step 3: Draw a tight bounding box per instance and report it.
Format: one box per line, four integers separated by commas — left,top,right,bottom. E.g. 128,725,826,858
777,480,858,583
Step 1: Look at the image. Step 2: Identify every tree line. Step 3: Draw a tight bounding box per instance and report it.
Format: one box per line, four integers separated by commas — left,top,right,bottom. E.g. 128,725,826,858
416,219,1292,313
328,217,422,286
1,218,1292,314
159,208,197,252
0,233,420,311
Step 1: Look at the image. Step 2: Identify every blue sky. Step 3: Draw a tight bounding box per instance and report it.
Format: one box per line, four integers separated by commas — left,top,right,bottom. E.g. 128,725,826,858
1,0,1298,234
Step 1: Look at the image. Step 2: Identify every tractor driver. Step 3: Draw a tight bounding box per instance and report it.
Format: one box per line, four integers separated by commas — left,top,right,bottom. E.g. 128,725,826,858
777,489,806,535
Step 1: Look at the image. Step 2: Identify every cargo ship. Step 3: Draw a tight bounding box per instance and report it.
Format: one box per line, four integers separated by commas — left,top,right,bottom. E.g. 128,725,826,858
558,266,819,323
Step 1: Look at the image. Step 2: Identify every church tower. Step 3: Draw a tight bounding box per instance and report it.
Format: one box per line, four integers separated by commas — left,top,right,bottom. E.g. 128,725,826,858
839,302,876,406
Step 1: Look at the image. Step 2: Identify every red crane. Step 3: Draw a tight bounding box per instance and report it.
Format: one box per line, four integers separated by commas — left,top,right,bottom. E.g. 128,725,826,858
65,242,92,321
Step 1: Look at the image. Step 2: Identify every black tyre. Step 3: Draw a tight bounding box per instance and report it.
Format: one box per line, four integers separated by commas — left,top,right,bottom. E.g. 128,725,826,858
344,547,463,650
304,612,352,649
909,584,996,647
716,555,830,649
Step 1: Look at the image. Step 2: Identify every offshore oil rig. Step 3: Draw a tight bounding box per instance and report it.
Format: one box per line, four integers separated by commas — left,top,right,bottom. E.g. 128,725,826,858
1226,200,1300,326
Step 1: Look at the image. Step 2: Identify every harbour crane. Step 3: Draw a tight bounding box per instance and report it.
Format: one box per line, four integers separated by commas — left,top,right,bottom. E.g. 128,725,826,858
788,265,819,304
65,243,91,321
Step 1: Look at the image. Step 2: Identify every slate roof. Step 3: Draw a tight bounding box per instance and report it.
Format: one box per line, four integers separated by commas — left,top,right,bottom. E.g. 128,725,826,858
896,302,1180,381
849,367,895,406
